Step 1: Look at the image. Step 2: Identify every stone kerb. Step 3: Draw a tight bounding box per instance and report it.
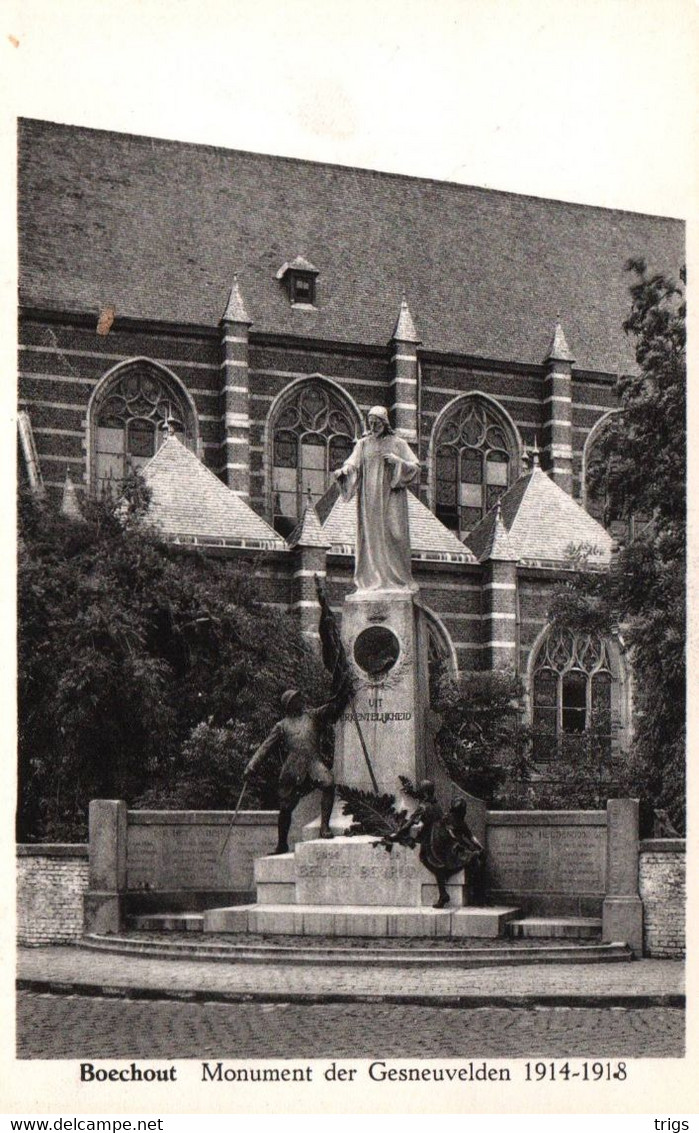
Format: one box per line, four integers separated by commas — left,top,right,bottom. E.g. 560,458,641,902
17,844,89,945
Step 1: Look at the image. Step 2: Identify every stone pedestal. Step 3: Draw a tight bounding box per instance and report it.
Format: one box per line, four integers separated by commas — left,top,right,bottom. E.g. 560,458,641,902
333,588,429,799
201,585,522,940
203,836,519,937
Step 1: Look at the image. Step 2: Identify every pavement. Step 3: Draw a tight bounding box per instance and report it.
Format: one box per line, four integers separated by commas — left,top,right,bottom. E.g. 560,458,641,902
17,945,685,1007
17,992,685,1059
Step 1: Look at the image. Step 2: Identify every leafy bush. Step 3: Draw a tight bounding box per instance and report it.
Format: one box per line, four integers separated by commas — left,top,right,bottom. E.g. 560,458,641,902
431,666,533,806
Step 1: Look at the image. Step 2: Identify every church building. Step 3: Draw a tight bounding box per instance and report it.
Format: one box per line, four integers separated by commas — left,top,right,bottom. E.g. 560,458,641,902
17,118,684,769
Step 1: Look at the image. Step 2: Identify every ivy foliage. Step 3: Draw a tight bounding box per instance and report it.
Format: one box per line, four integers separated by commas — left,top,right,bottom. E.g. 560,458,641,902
17,482,329,841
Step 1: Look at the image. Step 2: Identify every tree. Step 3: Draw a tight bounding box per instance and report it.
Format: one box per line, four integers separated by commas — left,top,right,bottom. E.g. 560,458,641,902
17,484,329,841
553,260,686,830
431,667,532,805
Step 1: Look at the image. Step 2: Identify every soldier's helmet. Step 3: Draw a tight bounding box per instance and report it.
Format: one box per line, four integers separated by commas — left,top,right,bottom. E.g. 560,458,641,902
281,689,303,713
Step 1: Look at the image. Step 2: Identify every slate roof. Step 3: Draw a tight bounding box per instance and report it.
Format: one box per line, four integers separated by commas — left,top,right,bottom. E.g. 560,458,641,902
466,465,614,566
321,487,477,563
141,435,287,549
474,502,519,562
18,119,684,373
287,500,330,549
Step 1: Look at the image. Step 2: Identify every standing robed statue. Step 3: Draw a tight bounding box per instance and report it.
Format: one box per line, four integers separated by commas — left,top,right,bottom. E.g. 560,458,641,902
333,405,420,591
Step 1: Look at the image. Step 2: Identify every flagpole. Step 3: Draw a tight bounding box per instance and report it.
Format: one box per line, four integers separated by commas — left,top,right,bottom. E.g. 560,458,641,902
349,697,379,794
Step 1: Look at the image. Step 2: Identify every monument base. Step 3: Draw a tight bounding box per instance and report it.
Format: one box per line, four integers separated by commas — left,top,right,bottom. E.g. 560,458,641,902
203,902,519,938
202,836,519,938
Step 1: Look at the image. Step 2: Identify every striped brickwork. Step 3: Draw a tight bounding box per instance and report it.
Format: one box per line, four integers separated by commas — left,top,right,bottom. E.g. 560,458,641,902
18,314,222,499
220,319,251,498
542,364,573,493
389,339,419,444
517,574,554,676
290,547,328,639
481,560,518,671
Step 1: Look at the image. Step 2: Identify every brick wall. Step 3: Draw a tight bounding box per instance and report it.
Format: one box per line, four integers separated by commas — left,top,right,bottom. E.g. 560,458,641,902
17,845,89,945
19,314,222,500
639,840,685,958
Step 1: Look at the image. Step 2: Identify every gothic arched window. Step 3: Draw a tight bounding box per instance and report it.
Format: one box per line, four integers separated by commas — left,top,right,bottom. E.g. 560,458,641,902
91,362,196,496
433,398,517,537
270,382,357,536
531,627,614,762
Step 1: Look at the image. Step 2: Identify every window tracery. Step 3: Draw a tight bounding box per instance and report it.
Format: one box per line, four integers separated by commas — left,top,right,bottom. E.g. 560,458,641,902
531,627,613,761
433,398,515,537
270,382,356,536
91,362,194,496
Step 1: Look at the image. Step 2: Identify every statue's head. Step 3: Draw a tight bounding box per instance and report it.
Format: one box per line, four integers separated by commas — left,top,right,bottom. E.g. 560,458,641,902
417,779,436,801
367,406,392,436
281,689,304,716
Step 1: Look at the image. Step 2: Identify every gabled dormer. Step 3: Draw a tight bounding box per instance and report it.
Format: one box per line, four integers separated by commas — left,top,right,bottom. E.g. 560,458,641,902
276,255,319,307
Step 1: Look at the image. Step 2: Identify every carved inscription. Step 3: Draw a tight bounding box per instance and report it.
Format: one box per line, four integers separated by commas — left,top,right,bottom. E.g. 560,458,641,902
341,710,412,723
296,846,416,880
488,826,606,894
127,826,225,889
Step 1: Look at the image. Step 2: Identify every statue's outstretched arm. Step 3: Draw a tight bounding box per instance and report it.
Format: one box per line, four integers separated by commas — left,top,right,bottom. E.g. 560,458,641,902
314,671,354,725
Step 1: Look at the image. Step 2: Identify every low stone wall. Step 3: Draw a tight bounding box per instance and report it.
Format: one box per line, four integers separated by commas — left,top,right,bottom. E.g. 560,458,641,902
125,809,280,912
17,845,89,945
639,839,686,958
84,797,319,932
486,810,608,917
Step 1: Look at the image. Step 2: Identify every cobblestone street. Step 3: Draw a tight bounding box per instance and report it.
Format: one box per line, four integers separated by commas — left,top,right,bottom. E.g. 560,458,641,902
17,992,684,1060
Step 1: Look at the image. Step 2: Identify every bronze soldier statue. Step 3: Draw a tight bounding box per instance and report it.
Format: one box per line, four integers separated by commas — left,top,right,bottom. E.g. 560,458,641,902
244,678,352,854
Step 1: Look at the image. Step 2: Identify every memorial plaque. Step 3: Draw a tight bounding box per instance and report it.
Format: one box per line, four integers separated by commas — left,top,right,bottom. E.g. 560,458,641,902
487,823,606,895
353,625,400,676
125,812,282,894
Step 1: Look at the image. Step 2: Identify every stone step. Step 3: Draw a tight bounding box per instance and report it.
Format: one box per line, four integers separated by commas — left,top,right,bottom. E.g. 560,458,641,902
256,882,297,905
126,913,204,932
253,853,296,884
203,904,520,938
82,933,633,967
508,918,602,940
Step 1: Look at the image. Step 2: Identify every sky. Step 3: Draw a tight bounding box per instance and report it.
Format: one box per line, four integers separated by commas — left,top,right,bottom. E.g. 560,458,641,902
3,0,698,218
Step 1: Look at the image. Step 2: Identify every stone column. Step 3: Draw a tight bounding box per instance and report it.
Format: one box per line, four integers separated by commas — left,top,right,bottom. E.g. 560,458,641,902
388,297,420,447
542,320,574,495
84,799,127,934
602,798,644,956
220,276,253,498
